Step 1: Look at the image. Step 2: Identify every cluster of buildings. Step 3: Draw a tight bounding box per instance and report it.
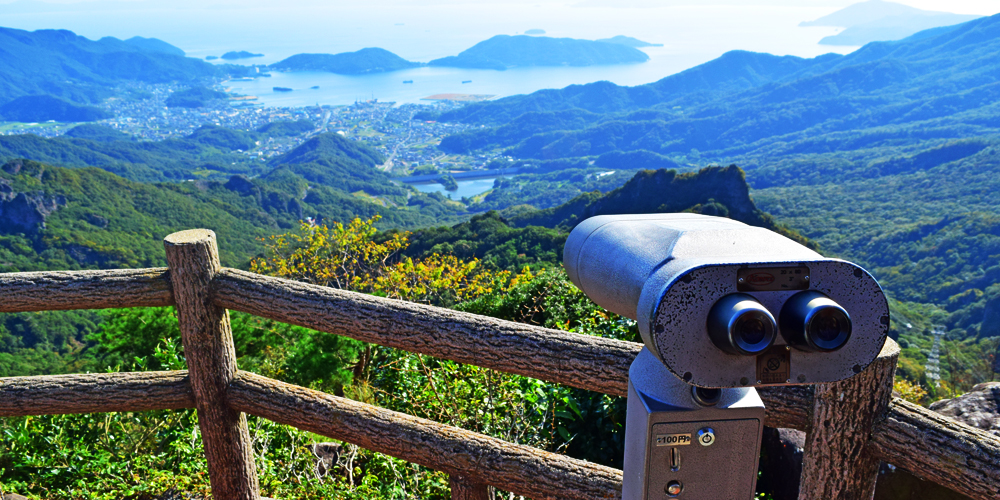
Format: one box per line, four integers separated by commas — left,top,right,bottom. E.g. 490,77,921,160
0,83,512,177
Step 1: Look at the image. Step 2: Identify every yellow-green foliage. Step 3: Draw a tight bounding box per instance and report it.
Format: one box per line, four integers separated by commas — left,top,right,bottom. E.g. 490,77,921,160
894,377,929,404
251,215,532,306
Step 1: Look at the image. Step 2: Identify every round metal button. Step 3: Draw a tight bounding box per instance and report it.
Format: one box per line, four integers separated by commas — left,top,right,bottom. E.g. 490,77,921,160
665,480,683,497
697,427,715,446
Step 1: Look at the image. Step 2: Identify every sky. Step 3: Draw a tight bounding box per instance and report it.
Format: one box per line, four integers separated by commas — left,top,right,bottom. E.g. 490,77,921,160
0,0,996,70
1,0,999,13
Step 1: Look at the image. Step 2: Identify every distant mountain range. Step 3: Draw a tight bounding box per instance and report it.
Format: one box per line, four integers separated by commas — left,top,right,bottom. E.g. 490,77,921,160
428,35,649,70
801,0,981,46
0,26,250,114
271,35,651,75
438,13,1000,153
0,27,653,103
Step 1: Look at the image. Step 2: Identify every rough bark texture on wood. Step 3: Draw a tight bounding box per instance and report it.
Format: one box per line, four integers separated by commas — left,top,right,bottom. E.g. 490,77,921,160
450,475,491,500
164,230,259,500
229,371,622,500
214,268,640,398
798,338,900,500
0,371,193,417
759,385,813,430
870,397,1000,500
0,268,173,313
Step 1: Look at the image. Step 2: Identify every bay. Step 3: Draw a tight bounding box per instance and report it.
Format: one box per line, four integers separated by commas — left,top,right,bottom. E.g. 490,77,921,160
1,2,858,107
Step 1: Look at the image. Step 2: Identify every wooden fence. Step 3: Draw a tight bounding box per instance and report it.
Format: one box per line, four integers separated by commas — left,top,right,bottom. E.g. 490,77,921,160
1,228,998,500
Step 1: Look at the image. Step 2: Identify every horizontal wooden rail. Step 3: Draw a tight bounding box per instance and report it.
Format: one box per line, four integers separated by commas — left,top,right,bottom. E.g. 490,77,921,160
870,397,1000,500
228,370,622,500
213,268,639,398
0,268,174,313
0,371,194,417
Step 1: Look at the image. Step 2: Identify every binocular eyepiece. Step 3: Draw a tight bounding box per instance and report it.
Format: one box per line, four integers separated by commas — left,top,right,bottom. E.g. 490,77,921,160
707,294,776,356
708,291,853,356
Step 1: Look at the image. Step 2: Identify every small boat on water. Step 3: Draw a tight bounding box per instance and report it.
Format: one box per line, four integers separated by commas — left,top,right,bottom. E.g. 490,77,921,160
403,80,414,84
462,80,472,84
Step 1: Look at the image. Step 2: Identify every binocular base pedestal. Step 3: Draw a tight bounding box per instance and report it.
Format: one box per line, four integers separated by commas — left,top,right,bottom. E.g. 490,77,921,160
623,348,765,500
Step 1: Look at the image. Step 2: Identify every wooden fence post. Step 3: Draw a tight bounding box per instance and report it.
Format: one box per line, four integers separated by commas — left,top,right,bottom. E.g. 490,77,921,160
798,338,900,500
450,474,490,500
165,229,259,500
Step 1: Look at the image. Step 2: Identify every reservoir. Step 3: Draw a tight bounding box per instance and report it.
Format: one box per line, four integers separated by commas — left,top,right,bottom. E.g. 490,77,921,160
409,177,500,199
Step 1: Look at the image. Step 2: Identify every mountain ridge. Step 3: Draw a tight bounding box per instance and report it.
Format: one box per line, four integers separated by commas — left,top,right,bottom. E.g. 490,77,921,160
428,35,649,71
0,26,251,114
270,48,421,74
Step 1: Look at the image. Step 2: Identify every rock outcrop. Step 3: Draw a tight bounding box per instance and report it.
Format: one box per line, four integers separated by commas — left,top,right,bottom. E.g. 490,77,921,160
928,382,1000,436
0,182,65,233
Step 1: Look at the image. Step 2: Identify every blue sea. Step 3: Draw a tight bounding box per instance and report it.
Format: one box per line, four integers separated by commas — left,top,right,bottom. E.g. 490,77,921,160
1,2,858,107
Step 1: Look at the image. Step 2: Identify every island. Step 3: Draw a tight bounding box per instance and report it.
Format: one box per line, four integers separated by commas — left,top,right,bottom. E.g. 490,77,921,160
800,0,980,46
427,35,649,70
273,87,293,92
596,35,663,48
222,51,264,60
205,55,218,60
269,48,422,74
437,174,458,191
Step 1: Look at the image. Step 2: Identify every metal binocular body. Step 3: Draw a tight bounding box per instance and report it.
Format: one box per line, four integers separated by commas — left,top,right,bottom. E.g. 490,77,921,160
564,214,889,499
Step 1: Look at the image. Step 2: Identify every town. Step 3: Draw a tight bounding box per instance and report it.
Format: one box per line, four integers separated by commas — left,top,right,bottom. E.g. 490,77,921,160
0,82,512,181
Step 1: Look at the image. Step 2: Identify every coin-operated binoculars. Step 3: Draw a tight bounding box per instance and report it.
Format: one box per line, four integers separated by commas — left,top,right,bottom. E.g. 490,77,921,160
563,214,889,499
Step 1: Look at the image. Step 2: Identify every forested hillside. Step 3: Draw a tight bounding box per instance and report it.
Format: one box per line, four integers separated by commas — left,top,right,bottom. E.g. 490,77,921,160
427,13,1000,394
0,27,250,109
439,13,1000,159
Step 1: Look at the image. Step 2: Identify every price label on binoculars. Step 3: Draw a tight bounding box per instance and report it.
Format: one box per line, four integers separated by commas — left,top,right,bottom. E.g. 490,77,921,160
655,433,692,446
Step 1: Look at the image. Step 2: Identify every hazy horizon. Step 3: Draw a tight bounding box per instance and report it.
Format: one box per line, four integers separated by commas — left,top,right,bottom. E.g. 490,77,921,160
2,0,998,104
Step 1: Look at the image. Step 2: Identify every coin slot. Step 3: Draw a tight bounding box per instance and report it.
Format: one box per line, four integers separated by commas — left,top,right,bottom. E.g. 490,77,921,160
669,447,681,471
